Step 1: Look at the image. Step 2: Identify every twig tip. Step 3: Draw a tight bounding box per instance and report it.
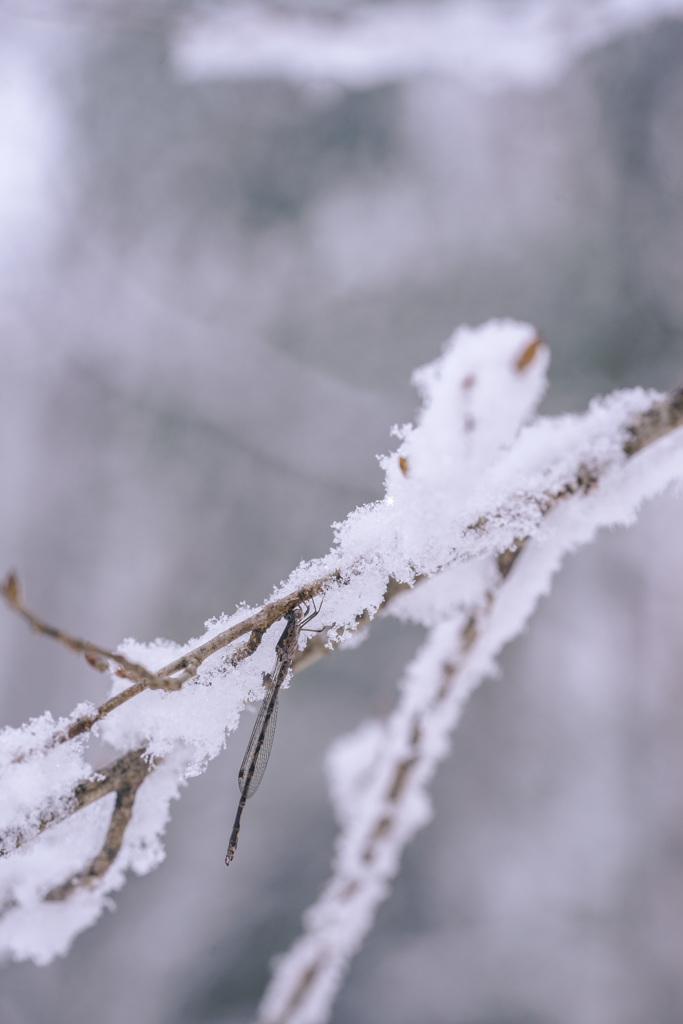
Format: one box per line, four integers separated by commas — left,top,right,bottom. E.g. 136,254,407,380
2,572,20,606
514,334,544,373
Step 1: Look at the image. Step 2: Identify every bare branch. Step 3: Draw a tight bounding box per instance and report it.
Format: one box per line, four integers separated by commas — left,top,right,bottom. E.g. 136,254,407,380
1,573,158,685
1,749,151,857
5,579,337,755
0,748,155,913
60,623,269,747
45,751,153,902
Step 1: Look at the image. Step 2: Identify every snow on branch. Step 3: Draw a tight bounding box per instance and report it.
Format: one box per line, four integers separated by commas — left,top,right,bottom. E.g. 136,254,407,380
258,368,683,1024
173,0,683,91
1,319,682,983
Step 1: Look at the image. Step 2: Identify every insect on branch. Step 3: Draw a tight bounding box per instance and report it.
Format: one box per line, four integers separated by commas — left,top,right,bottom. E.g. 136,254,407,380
1,382,682,914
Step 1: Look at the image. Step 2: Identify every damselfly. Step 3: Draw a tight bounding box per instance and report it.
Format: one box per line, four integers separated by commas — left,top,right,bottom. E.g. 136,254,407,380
225,602,319,864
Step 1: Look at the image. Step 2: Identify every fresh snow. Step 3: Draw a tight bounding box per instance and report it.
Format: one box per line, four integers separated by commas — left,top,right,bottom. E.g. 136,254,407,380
1,319,682,979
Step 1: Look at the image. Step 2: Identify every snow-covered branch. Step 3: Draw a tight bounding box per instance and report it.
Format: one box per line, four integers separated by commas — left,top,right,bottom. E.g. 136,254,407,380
174,0,683,91
258,374,683,1024
1,319,682,992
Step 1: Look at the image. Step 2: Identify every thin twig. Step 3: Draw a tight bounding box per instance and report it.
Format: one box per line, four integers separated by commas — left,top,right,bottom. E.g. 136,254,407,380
0,748,151,857
1,574,157,685
158,578,338,681
3,578,337,756
2,383,682,911
61,624,268,746
45,751,153,902
0,748,155,911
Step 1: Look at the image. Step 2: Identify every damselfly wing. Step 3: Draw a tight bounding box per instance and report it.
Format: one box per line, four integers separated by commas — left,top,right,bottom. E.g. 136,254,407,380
238,685,279,799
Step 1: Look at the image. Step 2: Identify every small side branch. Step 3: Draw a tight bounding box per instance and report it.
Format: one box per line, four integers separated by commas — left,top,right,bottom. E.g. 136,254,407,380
62,623,268,747
3,577,339,754
1,748,151,858
45,751,152,902
1,574,157,686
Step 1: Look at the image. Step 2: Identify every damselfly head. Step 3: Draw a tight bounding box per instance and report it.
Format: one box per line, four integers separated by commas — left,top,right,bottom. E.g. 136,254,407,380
288,597,320,626
300,597,323,630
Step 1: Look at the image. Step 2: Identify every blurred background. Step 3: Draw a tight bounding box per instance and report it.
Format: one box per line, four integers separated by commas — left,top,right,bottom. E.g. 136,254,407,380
1,1,682,1022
